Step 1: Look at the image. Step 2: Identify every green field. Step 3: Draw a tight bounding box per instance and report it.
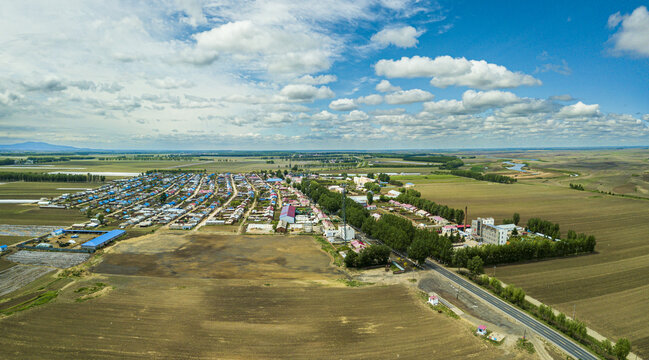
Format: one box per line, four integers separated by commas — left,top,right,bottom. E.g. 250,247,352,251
0,181,102,199
412,170,649,356
0,204,87,226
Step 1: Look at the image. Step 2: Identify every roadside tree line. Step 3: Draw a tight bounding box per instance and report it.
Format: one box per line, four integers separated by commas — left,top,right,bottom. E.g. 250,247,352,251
472,274,630,360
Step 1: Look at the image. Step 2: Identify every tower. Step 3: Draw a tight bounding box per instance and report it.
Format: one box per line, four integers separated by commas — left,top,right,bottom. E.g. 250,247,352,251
342,183,347,242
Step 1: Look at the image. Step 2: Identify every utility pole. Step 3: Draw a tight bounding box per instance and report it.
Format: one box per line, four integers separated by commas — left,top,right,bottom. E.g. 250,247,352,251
342,183,347,243
494,265,496,277
573,304,576,320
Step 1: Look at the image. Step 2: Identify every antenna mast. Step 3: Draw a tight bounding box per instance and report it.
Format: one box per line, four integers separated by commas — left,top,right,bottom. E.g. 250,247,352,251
342,182,347,242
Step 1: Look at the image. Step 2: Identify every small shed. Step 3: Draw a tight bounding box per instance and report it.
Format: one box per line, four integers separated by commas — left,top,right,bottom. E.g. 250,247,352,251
428,295,439,306
477,325,487,336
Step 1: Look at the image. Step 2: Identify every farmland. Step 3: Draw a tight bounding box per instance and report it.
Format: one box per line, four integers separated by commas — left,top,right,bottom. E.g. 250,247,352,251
411,165,649,357
0,231,513,359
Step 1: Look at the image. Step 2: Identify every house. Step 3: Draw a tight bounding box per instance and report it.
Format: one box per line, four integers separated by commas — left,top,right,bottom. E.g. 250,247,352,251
427,295,439,306
386,190,401,198
353,176,375,187
0,245,7,252
279,204,296,223
404,182,415,188
276,220,288,233
477,325,487,336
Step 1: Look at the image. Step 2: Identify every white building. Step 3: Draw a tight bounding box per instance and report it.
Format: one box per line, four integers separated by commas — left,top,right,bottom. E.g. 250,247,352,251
353,176,375,187
472,217,520,245
481,224,509,245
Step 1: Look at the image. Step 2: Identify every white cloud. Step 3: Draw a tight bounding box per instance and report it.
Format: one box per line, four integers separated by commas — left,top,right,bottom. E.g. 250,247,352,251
461,90,520,109
356,94,383,105
149,77,194,89
557,101,600,118
295,74,337,85
279,84,334,101
375,55,541,89
375,79,401,92
0,90,23,106
329,98,357,111
370,25,422,48
193,20,334,75
385,89,434,104
344,110,369,122
608,6,649,57
312,110,338,121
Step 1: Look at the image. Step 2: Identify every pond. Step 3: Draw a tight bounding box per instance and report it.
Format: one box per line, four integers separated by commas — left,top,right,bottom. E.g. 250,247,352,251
503,161,528,172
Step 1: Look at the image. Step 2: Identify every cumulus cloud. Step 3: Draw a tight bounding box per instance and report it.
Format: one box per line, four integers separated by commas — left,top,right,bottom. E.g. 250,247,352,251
295,74,337,85
344,110,369,122
384,89,434,104
422,90,522,114
375,55,541,89
329,98,357,111
356,94,383,105
607,6,649,57
370,25,423,48
193,20,334,75
376,79,401,92
149,77,194,89
279,84,334,101
557,101,601,118
312,110,338,121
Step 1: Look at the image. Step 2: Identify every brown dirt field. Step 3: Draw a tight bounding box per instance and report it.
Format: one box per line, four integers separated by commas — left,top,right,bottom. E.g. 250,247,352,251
95,233,344,280
0,231,518,359
415,178,649,356
0,275,507,360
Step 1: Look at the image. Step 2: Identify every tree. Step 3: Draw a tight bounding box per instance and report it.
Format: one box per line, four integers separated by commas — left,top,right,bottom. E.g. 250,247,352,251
367,172,374,179
513,212,520,225
159,192,167,204
286,177,292,185
344,250,358,268
97,213,105,224
467,255,484,275
366,191,374,205
407,237,432,265
614,338,631,360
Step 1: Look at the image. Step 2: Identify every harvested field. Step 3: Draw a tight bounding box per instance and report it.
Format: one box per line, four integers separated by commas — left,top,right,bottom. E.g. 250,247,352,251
95,233,343,280
0,265,54,296
413,176,649,356
7,250,90,268
0,224,62,237
0,275,507,360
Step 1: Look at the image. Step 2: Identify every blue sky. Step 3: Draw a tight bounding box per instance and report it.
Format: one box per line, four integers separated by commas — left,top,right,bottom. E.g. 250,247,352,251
0,0,647,150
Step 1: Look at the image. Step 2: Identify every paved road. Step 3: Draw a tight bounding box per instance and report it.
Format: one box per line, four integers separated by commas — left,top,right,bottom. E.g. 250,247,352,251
423,260,597,360
353,228,597,360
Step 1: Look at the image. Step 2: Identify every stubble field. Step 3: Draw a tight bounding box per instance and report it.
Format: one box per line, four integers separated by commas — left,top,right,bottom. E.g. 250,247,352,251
413,175,649,356
0,231,510,359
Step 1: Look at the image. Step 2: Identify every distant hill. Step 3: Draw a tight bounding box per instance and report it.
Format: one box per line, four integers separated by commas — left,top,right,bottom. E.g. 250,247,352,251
0,141,97,153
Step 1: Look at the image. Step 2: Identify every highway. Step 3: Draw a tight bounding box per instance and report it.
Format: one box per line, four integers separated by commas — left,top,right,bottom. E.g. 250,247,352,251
354,229,597,360
423,260,597,360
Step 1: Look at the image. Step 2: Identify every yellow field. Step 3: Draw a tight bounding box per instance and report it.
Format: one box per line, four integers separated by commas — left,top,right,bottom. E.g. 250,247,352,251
414,176,649,356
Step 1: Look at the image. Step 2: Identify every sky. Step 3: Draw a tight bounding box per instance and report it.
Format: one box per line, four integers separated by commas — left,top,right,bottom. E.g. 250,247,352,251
0,0,648,150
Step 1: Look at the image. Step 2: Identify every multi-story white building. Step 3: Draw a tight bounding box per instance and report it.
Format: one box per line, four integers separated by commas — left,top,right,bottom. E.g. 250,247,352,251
471,217,512,245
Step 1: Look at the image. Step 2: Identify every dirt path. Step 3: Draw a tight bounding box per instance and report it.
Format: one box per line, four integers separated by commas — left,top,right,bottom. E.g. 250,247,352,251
193,174,237,231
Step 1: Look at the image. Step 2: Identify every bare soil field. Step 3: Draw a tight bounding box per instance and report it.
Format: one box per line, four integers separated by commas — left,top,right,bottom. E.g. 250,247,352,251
414,177,649,356
0,231,520,359
0,275,507,360
95,233,344,280
0,265,54,296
